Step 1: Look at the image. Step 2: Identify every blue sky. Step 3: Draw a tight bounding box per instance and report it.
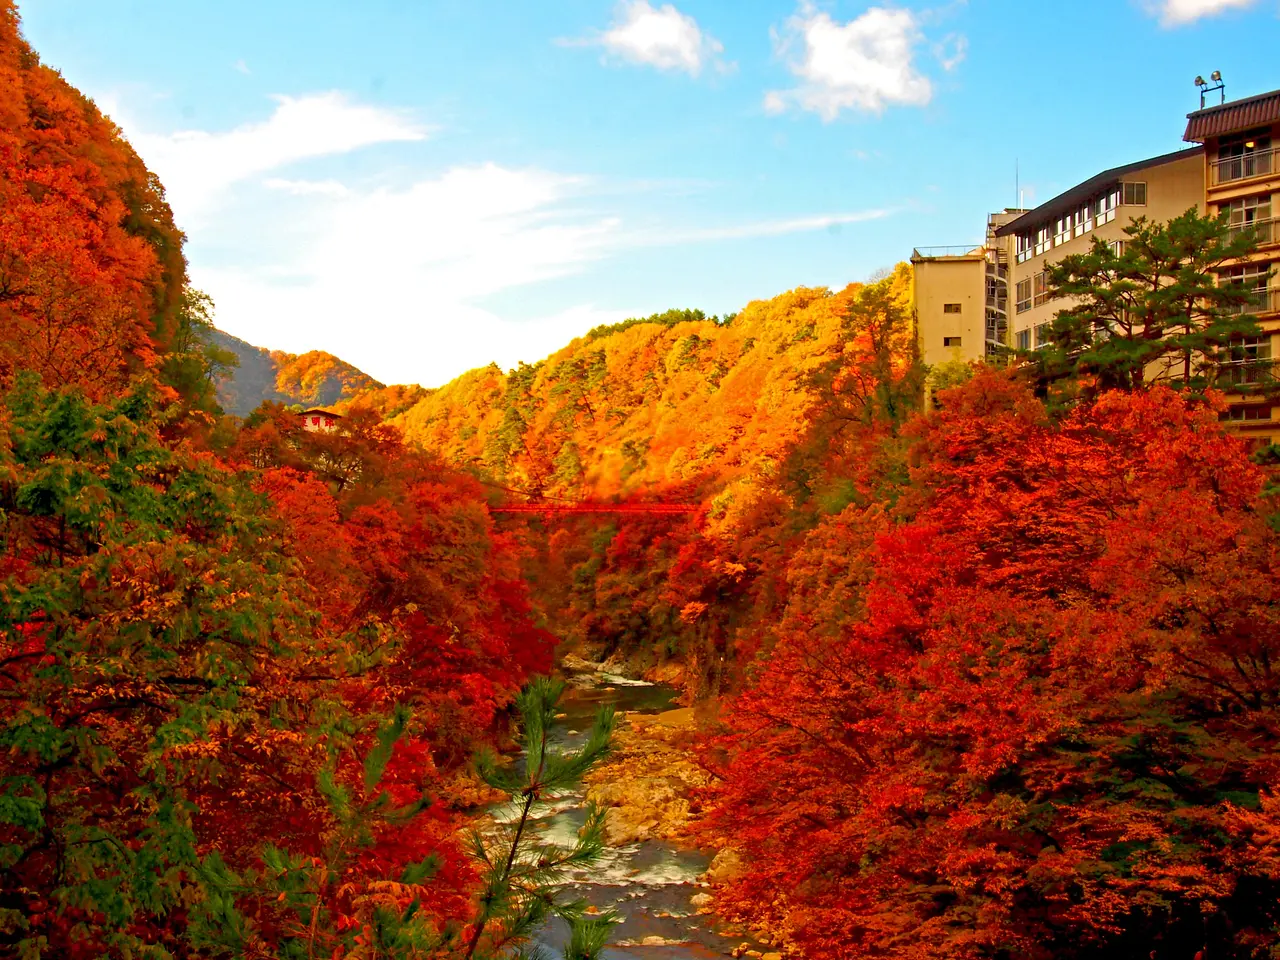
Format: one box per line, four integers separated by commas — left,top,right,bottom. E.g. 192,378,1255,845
14,0,1280,385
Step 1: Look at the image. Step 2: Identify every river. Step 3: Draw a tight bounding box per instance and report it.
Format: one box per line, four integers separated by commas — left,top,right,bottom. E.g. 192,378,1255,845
492,674,758,959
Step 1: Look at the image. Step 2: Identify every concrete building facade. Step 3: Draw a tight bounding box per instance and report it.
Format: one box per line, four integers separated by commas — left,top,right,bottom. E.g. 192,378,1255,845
914,83,1280,445
994,149,1203,351
1185,89,1280,445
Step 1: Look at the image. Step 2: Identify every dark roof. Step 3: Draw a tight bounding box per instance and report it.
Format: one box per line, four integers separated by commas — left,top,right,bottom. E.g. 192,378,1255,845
300,408,342,417
994,147,1202,238
1185,88,1280,142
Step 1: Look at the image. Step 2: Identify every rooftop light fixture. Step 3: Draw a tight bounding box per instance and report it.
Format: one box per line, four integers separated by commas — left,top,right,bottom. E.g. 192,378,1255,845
1196,71,1226,108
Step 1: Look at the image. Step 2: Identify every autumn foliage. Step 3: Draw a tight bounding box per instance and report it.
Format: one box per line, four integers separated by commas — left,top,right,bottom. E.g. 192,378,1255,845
0,1,184,401
6,2,1280,955
700,373,1280,958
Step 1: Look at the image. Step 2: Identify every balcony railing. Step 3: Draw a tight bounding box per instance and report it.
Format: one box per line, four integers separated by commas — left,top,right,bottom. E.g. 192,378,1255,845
1228,287,1280,316
1226,217,1278,246
1212,147,1279,186
1218,360,1276,391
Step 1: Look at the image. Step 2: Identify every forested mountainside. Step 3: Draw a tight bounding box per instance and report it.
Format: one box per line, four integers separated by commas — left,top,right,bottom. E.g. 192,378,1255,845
210,328,387,416
0,0,186,403
7,0,1280,957
395,264,913,508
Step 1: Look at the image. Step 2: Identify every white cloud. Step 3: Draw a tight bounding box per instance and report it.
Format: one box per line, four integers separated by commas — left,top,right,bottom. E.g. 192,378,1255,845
1156,0,1258,25
115,92,894,387
568,1,727,76
263,177,352,197
130,92,425,220
233,59,251,75
193,163,890,386
934,33,967,72
190,163,622,386
765,4,936,119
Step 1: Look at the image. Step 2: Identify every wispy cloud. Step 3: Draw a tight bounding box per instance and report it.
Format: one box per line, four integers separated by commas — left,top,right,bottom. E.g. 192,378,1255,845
263,178,352,197
1154,0,1259,25
562,1,729,76
115,91,897,386
131,92,426,220
656,208,893,243
765,3,956,119
233,58,251,75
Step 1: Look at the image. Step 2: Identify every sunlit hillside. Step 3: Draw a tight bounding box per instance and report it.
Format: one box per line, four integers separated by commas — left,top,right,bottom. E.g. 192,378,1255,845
395,264,913,503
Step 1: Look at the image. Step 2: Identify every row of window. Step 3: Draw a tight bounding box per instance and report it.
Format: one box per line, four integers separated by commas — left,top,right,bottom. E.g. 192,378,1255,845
1222,404,1272,422
1014,272,1055,313
1015,182,1144,263
1014,323,1054,351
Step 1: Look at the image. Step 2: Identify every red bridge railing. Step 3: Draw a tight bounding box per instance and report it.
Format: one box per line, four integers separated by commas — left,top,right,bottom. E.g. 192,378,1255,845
490,502,697,515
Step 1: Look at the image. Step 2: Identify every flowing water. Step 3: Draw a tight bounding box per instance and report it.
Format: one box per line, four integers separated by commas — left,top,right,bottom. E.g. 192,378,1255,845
496,674,759,959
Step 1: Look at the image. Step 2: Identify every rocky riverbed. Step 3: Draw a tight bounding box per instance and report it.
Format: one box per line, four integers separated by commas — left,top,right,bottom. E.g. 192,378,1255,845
512,660,778,959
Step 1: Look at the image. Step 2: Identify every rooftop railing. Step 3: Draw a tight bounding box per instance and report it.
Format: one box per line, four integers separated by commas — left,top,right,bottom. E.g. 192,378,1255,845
911,245,984,259
1212,147,1278,186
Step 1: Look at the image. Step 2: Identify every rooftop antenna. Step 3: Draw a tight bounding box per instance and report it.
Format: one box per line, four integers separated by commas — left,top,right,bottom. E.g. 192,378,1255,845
1015,158,1019,210
1195,70,1225,109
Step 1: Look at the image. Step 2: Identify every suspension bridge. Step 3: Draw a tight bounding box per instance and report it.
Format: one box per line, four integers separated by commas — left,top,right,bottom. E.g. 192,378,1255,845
489,501,698,516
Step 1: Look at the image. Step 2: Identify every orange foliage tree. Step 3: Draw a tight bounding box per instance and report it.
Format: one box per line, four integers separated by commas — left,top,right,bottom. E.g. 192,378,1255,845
701,372,1280,959
0,2,186,401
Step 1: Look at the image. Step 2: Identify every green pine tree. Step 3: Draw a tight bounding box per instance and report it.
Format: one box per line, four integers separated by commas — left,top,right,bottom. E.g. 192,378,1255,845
1036,208,1269,395
463,677,618,960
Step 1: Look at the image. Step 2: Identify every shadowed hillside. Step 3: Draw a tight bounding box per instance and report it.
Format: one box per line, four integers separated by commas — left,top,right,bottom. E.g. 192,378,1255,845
211,328,386,416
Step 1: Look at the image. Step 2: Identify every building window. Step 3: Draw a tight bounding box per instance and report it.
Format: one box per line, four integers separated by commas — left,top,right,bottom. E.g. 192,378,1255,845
1222,194,1273,244
1121,181,1147,206
1221,334,1273,387
943,303,962,314
1108,240,1125,257
1034,322,1052,349
1017,233,1033,263
1221,404,1272,422
1054,215,1072,247
1217,131,1273,184
1016,329,1031,350
1094,187,1120,225
1015,278,1032,314
1073,204,1094,238
943,336,962,347
1033,271,1052,307
1220,264,1272,315
1035,224,1053,256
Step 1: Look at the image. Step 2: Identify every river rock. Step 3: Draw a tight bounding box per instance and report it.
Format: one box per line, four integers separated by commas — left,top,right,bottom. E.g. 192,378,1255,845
583,710,712,843
690,892,714,910
762,953,783,960
643,660,686,685
703,846,745,884
561,653,602,673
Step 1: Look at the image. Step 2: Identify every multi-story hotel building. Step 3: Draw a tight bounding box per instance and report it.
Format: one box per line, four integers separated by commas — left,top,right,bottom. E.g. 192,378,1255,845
1184,89,1280,444
915,84,1280,443
993,149,1202,351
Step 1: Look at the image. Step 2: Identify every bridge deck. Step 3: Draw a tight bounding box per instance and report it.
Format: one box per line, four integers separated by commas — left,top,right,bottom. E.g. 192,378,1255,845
490,503,697,515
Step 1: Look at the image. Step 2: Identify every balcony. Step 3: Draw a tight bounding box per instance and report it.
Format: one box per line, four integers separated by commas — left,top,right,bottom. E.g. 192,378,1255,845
1219,361,1276,392
1211,147,1279,186
1228,288,1280,317
1226,217,1278,247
